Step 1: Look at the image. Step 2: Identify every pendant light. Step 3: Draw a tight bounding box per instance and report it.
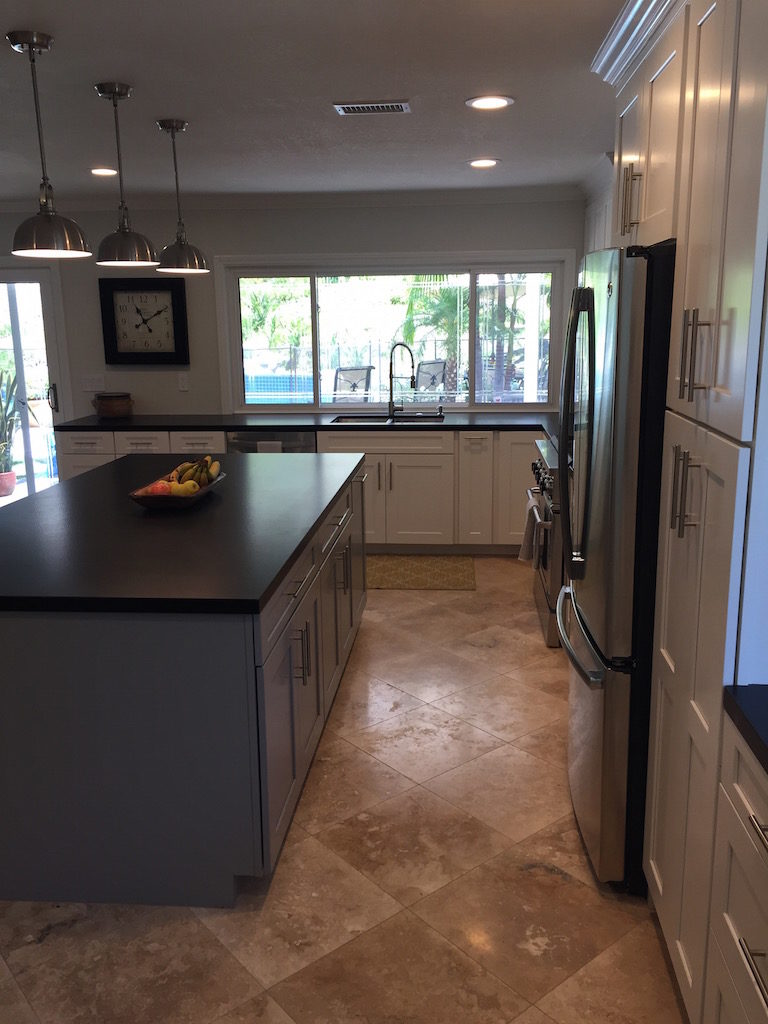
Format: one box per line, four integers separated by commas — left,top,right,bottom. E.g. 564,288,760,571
156,120,209,274
95,82,158,267
7,31,91,259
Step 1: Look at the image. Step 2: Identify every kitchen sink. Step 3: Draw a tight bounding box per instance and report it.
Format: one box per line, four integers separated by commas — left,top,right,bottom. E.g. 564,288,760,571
331,414,392,424
390,412,445,423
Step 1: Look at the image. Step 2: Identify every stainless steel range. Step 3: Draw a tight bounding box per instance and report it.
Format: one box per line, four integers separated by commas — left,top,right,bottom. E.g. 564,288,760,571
529,438,564,647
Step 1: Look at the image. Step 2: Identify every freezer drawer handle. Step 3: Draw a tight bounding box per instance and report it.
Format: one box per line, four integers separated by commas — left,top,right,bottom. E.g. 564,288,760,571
555,585,606,690
738,938,768,1009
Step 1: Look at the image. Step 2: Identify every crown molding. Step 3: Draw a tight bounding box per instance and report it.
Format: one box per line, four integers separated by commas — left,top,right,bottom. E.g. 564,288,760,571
592,0,680,87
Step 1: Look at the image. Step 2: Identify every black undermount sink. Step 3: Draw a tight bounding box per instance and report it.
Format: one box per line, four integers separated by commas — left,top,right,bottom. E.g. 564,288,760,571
331,412,445,425
331,414,392,424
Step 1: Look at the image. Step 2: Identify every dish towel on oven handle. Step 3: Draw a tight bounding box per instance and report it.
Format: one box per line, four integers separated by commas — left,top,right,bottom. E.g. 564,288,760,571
518,495,539,561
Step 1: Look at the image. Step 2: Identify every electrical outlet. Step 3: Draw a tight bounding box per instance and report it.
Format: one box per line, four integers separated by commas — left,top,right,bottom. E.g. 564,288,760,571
177,373,190,392
81,374,105,392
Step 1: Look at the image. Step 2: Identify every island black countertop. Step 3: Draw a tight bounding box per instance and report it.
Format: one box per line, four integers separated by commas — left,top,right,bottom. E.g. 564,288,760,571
55,410,558,434
0,453,363,614
724,684,768,775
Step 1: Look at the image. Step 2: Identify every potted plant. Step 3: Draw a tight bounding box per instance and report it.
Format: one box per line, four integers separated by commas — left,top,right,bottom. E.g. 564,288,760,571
0,370,20,497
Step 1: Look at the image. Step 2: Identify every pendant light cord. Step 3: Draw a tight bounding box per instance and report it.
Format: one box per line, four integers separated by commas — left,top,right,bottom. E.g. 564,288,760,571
27,46,53,210
111,94,130,229
169,128,187,242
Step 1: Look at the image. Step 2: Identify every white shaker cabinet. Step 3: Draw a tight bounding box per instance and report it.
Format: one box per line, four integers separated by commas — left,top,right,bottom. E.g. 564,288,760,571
56,430,116,481
666,0,746,434
169,430,227,454
385,453,454,544
492,431,545,545
114,431,170,454
360,454,387,544
458,432,494,544
644,410,750,1023
614,6,687,246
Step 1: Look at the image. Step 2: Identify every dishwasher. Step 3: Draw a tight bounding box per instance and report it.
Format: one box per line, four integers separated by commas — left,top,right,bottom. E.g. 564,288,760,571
226,431,317,454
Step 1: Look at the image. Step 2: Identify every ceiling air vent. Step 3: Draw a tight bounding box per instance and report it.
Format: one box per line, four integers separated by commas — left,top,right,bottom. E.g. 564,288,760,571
334,101,411,116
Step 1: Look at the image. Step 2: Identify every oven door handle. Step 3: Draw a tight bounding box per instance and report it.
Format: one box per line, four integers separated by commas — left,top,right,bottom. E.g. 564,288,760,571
526,487,552,570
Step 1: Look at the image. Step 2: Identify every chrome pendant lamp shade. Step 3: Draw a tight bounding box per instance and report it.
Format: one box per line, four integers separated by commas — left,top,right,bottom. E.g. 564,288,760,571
96,83,158,267
7,31,91,259
156,119,209,274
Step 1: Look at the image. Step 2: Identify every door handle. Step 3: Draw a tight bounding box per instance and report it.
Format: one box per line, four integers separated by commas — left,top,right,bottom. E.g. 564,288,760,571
687,307,711,402
377,461,382,491
738,938,768,1009
46,383,59,413
304,620,311,680
678,309,690,399
670,444,682,530
555,586,606,690
748,813,768,858
389,462,393,491
291,629,306,685
676,449,700,538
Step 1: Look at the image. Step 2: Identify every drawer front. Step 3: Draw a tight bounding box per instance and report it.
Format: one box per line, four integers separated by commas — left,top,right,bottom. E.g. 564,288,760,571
712,786,768,1022
317,486,352,560
56,430,115,455
722,715,768,870
704,931,753,1024
317,430,455,454
114,431,171,454
169,430,227,454
256,541,317,662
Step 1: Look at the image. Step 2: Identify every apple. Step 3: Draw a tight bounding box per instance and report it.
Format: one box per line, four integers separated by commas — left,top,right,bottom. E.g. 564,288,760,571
147,479,172,495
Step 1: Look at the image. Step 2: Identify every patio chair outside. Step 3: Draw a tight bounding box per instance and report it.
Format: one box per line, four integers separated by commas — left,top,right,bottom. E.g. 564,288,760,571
332,365,375,402
415,359,446,398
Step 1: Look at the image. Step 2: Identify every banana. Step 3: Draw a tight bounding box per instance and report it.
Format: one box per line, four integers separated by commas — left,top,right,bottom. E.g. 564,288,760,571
180,466,197,484
208,460,220,479
204,455,212,466
175,461,195,476
199,469,210,488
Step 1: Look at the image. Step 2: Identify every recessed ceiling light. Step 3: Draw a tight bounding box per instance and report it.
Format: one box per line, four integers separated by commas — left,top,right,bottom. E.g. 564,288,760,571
465,95,515,110
469,158,500,169
91,167,118,176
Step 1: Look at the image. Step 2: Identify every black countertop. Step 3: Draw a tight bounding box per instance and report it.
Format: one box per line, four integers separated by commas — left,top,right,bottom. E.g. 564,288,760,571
0,453,362,614
724,684,768,775
55,411,558,434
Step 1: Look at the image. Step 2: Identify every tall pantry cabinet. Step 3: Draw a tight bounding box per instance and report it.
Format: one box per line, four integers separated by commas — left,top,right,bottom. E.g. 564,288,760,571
595,0,768,1020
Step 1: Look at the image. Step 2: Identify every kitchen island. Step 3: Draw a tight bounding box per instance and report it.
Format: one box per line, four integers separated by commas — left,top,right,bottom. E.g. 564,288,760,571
0,452,365,907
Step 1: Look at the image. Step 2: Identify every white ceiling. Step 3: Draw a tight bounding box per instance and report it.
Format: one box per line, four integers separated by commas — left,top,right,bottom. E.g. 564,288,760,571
0,0,621,205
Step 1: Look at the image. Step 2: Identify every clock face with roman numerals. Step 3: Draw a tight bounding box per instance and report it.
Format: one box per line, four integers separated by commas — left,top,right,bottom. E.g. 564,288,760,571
113,290,176,352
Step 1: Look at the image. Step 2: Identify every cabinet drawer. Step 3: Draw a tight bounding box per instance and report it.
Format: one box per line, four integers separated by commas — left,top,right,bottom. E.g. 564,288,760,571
704,930,753,1024
256,541,317,662
711,786,768,1022
56,430,115,455
722,715,768,870
317,429,455,454
114,431,171,454
317,487,352,560
169,430,227,454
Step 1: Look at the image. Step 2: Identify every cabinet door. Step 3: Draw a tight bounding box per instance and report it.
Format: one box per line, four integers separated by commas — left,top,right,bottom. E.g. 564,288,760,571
362,454,387,544
458,432,493,544
645,411,749,1023
492,431,545,545
385,454,454,544
667,0,740,425
615,67,646,243
703,931,753,1024
259,582,323,870
638,6,688,245
350,474,367,626
56,451,115,481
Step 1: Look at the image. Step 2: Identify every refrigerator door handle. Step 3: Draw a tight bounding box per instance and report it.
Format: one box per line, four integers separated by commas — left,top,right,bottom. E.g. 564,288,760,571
559,286,594,581
556,585,606,690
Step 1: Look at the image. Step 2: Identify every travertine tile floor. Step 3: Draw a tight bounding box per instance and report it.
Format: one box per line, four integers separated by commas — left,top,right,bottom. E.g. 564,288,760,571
0,557,687,1024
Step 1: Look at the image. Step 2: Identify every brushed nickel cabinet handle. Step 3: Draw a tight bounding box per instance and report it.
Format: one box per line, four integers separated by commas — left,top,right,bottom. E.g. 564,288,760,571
670,444,682,530
749,812,768,858
304,620,311,680
738,937,768,1008
377,461,382,491
389,463,393,491
687,307,712,401
678,309,690,399
622,165,631,235
677,449,691,538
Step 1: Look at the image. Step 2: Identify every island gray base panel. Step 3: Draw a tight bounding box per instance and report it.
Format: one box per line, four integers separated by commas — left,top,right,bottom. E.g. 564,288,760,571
0,612,261,908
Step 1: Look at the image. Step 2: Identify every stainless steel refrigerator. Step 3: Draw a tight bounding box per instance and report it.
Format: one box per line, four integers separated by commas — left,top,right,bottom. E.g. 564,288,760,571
556,240,675,893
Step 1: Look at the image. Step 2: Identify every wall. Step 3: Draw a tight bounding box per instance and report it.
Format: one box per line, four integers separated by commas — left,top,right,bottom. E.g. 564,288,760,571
0,186,585,416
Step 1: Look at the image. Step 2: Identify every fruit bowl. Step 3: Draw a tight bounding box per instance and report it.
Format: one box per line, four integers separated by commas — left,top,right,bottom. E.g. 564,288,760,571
129,472,226,509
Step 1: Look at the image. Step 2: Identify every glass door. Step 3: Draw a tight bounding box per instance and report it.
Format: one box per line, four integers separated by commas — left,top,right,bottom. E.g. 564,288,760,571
0,271,67,507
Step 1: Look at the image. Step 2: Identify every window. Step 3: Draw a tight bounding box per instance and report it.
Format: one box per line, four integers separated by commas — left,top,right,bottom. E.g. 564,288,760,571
226,255,568,409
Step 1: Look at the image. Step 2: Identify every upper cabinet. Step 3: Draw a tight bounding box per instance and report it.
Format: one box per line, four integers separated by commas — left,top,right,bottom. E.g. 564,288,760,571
614,6,688,246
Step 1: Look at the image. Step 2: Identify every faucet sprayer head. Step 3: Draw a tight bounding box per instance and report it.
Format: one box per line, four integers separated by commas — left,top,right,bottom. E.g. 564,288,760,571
410,374,416,388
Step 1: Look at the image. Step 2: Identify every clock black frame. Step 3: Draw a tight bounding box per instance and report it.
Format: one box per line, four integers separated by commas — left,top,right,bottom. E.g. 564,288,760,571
98,277,190,365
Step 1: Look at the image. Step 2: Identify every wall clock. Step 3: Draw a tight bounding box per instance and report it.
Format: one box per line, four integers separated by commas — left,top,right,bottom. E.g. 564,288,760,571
98,277,190,365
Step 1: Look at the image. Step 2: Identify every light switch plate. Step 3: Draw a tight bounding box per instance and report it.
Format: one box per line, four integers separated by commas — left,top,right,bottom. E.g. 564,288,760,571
81,374,105,392
177,372,190,392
